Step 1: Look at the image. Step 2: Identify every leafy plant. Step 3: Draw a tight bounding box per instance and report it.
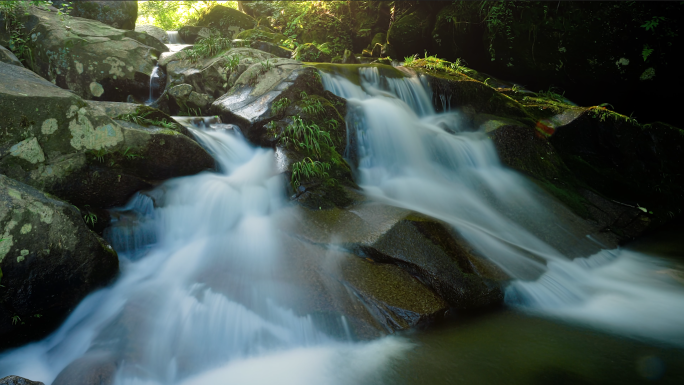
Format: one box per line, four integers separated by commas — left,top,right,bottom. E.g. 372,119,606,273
182,35,233,63
280,116,333,158
642,45,654,61
226,55,240,72
291,157,330,189
301,97,325,116
83,212,97,227
11,315,21,325
641,16,665,32
259,59,274,73
272,97,291,115
123,147,143,160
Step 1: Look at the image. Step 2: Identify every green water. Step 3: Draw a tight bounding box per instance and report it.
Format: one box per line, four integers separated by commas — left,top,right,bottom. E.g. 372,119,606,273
381,224,684,385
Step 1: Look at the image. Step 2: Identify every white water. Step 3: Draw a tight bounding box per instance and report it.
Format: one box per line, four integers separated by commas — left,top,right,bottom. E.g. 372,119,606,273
321,66,684,346
167,31,182,44
147,65,161,104
0,122,410,383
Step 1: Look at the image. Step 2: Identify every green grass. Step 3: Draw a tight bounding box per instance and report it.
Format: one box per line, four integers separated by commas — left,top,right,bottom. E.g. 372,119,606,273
226,55,240,72
117,111,178,129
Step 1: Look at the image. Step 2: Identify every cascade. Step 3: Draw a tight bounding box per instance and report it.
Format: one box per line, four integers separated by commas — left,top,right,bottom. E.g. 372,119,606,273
0,120,409,384
320,65,684,346
167,31,182,44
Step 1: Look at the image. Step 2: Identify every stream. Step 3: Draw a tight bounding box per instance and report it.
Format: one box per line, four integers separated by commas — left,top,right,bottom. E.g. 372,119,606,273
0,65,683,384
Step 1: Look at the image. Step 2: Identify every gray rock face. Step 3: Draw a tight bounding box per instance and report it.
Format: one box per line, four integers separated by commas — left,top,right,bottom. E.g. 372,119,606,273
134,24,169,44
0,174,119,350
165,47,276,100
0,62,214,209
178,25,212,44
52,1,138,30
0,45,22,67
16,6,167,102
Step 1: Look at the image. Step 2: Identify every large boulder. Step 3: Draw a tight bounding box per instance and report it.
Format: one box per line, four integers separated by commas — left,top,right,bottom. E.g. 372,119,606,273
0,45,22,67
234,28,286,45
0,62,214,210
177,25,213,44
195,5,255,39
52,1,138,30
134,24,168,44
165,47,277,102
0,174,119,350
16,6,167,102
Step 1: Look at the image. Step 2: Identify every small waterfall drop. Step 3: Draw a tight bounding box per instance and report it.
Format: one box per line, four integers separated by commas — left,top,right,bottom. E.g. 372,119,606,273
147,65,161,104
319,65,684,346
0,120,410,384
166,31,192,53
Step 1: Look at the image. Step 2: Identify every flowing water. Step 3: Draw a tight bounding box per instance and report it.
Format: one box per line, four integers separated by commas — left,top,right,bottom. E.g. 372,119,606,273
1,65,683,384
146,66,161,104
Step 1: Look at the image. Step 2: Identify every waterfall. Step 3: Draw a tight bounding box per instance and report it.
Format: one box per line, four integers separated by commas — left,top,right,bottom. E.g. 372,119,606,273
167,31,182,44
319,65,684,347
0,121,410,384
147,65,160,104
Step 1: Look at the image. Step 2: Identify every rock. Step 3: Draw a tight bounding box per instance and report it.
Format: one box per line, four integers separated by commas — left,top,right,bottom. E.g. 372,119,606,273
416,66,668,240
381,43,396,60
371,43,383,58
292,43,331,62
52,351,117,385
15,6,167,102
195,5,255,39
247,40,292,58
134,24,169,44
234,28,286,44
168,83,193,100
0,174,119,350
387,7,434,59
0,62,214,210
52,1,138,30
0,376,44,385
211,58,314,142
370,32,385,49
342,49,359,64
178,25,212,44
165,47,277,101
0,45,22,67
276,199,507,331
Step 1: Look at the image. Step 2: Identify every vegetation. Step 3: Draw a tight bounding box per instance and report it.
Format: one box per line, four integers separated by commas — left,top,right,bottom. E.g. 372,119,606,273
290,157,330,189
116,111,179,129
280,116,333,159
137,1,238,30
181,34,233,63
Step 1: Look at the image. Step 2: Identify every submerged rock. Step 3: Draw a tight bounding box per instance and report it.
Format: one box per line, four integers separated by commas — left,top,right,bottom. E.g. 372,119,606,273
0,62,214,209
15,5,167,102
0,175,119,350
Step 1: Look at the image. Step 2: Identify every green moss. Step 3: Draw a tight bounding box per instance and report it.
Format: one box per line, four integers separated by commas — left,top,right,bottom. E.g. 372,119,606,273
235,29,286,44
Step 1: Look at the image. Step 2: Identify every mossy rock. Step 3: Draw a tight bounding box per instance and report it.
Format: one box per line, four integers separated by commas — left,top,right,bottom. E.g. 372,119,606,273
370,32,386,48
292,43,332,63
53,0,138,30
234,29,287,45
178,25,213,44
310,63,407,86
0,174,119,350
196,5,255,39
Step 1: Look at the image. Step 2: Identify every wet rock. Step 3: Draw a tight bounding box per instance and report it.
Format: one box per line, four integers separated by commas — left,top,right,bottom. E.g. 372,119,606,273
247,40,292,58
165,47,276,101
0,175,119,350
0,45,22,67
292,43,331,62
178,25,212,44
52,351,117,385
15,5,167,102
272,199,507,334
135,24,169,44
52,1,138,30
211,58,314,139
0,376,44,385
195,5,255,39
0,62,214,209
